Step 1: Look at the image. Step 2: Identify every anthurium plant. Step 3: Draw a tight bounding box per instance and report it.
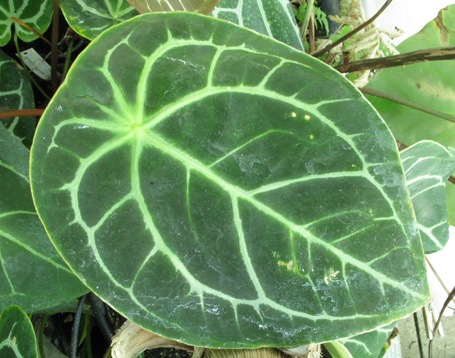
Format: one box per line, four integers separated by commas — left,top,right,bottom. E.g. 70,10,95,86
1,1,454,358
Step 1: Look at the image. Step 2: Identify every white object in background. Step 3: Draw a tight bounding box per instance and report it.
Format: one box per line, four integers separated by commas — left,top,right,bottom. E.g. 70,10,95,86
426,225,455,318
361,0,455,43
17,48,51,81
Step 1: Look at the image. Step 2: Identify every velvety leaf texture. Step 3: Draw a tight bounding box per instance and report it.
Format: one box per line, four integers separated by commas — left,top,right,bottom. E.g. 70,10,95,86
30,12,429,348
0,305,38,358
401,141,455,253
60,0,139,40
128,0,219,14
0,125,88,313
212,0,304,51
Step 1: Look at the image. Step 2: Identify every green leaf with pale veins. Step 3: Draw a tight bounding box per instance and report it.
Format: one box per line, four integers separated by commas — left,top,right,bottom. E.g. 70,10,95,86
340,323,396,358
212,0,304,51
127,0,219,15
0,125,88,313
0,0,52,46
0,306,38,358
60,0,139,40
30,12,429,348
400,141,455,253
0,50,35,148
365,5,455,224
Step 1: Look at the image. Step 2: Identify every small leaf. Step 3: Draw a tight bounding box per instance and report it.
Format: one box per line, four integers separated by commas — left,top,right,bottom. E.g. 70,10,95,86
0,50,36,147
127,0,219,15
0,0,53,46
340,323,396,358
212,0,304,51
0,305,38,358
60,0,139,40
0,125,88,313
31,12,429,348
401,141,455,253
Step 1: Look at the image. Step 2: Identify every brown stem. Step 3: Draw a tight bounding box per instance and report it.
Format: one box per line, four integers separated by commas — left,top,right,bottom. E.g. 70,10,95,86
0,109,45,119
51,0,60,93
336,46,455,72
311,0,393,57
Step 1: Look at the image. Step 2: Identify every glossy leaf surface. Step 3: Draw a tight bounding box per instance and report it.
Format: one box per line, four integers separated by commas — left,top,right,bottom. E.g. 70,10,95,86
366,5,455,223
0,50,35,147
401,141,455,253
127,0,219,14
31,12,429,348
212,0,304,51
0,0,52,46
60,0,139,40
0,125,88,313
0,305,37,358
341,323,396,358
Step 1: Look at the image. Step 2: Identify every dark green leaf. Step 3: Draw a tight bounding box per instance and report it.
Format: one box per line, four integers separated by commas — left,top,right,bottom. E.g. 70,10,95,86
127,0,219,15
0,50,35,147
0,0,52,46
60,0,139,40
30,12,429,348
401,141,455,253
212,0,304,51
0,125,88,313
0,305,38,358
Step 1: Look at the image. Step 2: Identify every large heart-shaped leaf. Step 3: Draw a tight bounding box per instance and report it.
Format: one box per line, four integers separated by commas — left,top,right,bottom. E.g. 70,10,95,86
0,0,53,46
366,5,455,223
60,0,139,40
30,12,429,348
127,0,219,14
0,305,37,358
0,124,88,313
0,50,35,147
212,0,304,51
400,141,455,253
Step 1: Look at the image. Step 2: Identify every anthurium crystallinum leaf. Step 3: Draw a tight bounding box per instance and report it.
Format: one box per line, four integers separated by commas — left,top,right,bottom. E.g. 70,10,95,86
212,0,304,51
127,0,219,14
60,0,139,40
0,305,38,358
30,12,429,348
0,125,88,313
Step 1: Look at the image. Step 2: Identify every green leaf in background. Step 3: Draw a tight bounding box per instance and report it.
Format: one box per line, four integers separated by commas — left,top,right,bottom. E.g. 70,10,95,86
366,5,455,223
400,141,455,253
0,125,88,313
60,0,139,40
0,50,35,148
212,0,304,51
127,0,219,15
0,305,38,358
0,0,53,46
324,340,353,358
340,323,396,358
31,12,429,348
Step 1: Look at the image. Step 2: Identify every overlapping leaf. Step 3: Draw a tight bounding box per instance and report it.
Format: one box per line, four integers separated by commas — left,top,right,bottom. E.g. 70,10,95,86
366,5,455,223
31,12,429,348
60,0,139,40
0,50,35,147
341,323,396,358
0,125,88,313
128,0,219,14
0,305,37,358
400,141,455,253
212,0,304,51
0,0,53,46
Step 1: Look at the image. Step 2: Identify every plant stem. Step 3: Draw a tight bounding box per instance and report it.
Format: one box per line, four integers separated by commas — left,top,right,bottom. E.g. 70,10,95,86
300,0,315,40
311,0,393,57
359,87,455,124
71,295,87,358
429,285,455,358
0,108,45,119
61,39,74,82
413,312,424,358
335,46,455,72
39,315,49,358
13,33,51,101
